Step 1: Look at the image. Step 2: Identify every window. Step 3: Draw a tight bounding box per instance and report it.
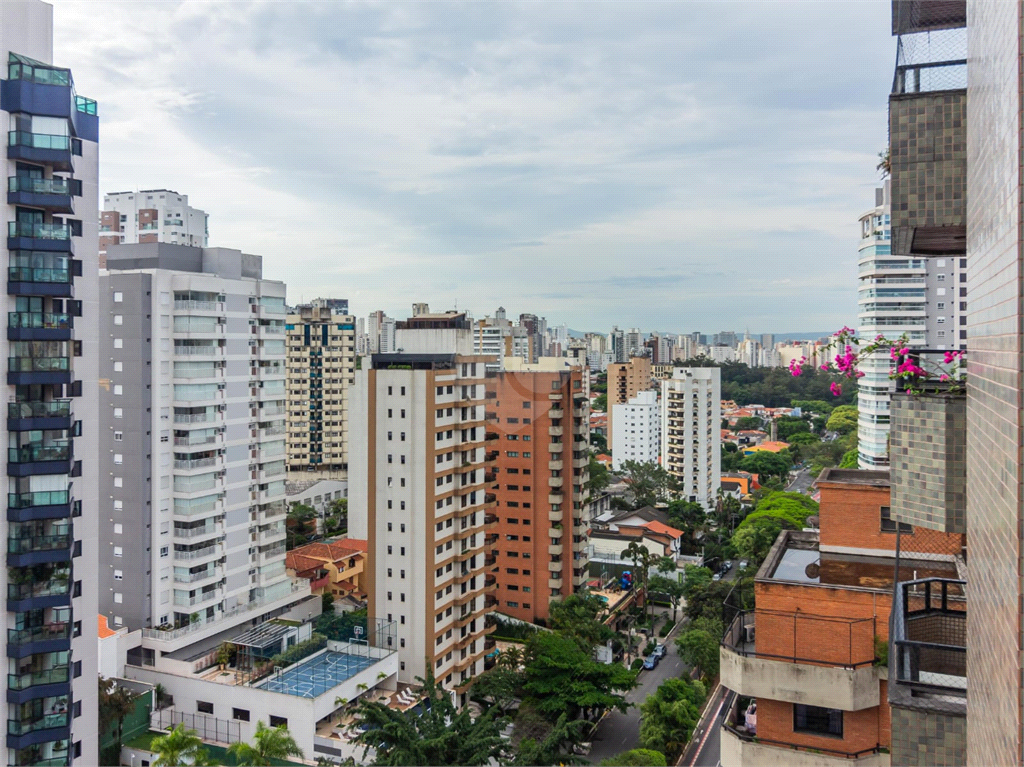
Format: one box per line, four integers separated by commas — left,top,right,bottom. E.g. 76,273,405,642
114,431,123,441
114,570,123,580
73,660,82,678
113,546,123,557
880,506,913,534
113,407,123,418
233,708,250,721
937,302,946,310
114,454,123,465
114,338,123,348
197,701,214,714
793,705,843,737
269,715,288,729
113,291,123,302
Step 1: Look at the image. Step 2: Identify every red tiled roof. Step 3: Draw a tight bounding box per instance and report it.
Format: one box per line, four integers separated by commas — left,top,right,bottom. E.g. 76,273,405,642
642,520,684,539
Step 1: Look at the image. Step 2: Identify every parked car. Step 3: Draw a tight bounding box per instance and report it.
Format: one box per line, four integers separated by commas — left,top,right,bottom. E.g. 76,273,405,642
739,559,749,569
723,560,733,571
653,643,667,659
643,655,659,670
712,572,722,581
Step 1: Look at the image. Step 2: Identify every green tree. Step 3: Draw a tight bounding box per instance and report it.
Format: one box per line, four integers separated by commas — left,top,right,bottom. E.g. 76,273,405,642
593,393,608,412
792,399,834,416
472,663,523,716
680,565,713,603
316,606,368,641
521,632,635,721
506,712,591,766
351,669,506,766
600,749,668,767
286,502,317,549
590,431,608,453
648,574,684,623
684,578,734,624
227,721,304,766
586,455,611,498
622,541,654,620
733,416,762,431
666,499,706,536
676,624,720,679
839,448,859,468
619,460,673,507
737,449,793,481
548,592,615,649
732,519,784,569
638,677,707,759
150,724,210,767
99,677,138,757
826,405,859,435
598,749,667,765
739,491,817,530
776,416,810,441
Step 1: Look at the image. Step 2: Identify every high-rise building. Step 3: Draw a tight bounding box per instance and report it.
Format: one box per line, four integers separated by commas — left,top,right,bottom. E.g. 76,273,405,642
1,3,100,761
760,333,775,350
606,356,652,455
518,313,542,363
962,0,1021,762
662,368,721,510
348,314,497,705
609,326,626,363
286,304,356,478
488,367,590,622
99,189,208,267
611,391,660,470
856,183,969,469
625,327,643,358
99,243,301,635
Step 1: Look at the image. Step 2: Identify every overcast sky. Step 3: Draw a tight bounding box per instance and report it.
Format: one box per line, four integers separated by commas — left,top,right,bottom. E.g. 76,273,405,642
54,0,893,334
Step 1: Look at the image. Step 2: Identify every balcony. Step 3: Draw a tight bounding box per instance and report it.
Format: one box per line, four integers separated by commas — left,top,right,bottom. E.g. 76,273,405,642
888,22,967,256
549,407,564,418
548,493,563,505
7,400,71,431
547,442,562,453
7,666,69,698
7,622,70,658
7,711,69,744
720,610,883,711
8,262,73,298
548,426,563,437
6,490,71,523
7,442,71,477
548,561,562,573
548,510,562,522
174,566,221,585
173,589,222,608
548,543,563,556
548,460,563,471
548,476,563,488
7,312,71,342
7,131,72,172
7,531,71,567
721,698,888,767
7,176,74,213
889,577,966,715
174,545,220,563
7,571,70,611
7,356,70,386
548,577,563,589
173,523,222,541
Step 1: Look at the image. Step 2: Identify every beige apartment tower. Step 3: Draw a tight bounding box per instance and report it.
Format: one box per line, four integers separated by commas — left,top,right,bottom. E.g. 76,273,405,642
348,313,498,706
286,305,356,477
606,356,652,455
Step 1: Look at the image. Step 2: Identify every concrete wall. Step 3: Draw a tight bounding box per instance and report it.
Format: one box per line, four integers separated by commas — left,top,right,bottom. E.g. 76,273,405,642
890,705,965,766
721,726,890,767
720,646,882,711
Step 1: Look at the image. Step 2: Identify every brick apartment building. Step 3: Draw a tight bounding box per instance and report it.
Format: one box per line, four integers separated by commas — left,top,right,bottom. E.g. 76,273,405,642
487,366,590,622
720,469,965,766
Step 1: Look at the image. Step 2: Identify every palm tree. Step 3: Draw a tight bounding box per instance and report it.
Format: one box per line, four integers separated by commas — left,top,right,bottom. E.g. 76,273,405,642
227,721,304,766
150,724,210,767
622,541,654,621
497,645,523,670
333,696,349,724
351,668,507,766
98,678,137,756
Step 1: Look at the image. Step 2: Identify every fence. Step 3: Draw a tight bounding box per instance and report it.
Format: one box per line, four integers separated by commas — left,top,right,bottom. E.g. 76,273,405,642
723,609,878,669
151,708,241,745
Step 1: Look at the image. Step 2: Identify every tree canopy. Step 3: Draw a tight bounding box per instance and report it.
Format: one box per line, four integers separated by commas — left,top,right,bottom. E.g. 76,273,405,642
674,358,858,408
738,491,817,531
638,677,707,759
737,449,793,480
826,405,859,435
547,592,615,649
521,631,635,720
619,460,674,507
600,750,668,767
775,416,810,441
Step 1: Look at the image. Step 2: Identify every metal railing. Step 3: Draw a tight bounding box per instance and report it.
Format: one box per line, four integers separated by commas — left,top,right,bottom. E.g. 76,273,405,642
8,666,69,690
8,176,72,195
891,578,966,697
8,400,71,419
174,546,219,562
151,708,240,745
8,622,70,645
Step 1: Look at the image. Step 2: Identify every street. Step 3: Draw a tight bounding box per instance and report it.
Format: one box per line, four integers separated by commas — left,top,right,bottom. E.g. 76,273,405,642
682,686,735,767
586,608,688,764
786,463,815,494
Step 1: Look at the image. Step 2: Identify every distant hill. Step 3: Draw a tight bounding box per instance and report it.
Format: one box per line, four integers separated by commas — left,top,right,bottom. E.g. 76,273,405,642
566,329,835,343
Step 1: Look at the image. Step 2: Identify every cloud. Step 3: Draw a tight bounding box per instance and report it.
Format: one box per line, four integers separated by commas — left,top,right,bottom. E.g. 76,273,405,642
52,0,893,332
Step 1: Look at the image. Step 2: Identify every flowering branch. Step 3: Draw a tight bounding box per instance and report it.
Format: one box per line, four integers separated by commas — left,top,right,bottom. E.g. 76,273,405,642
788,327,965,396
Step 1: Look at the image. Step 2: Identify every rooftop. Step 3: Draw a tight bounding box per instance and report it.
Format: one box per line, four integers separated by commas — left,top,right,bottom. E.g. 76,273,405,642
816,468,891,487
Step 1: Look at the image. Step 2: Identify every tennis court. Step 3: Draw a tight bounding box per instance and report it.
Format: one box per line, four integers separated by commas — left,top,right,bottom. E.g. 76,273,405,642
256,651,376,698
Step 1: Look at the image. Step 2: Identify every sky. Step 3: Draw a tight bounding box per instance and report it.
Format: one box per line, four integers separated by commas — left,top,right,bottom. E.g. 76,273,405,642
53,0,895,334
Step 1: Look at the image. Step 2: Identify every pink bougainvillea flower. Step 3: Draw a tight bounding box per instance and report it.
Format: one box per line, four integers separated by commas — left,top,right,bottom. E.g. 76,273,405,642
940,374,950,382
830,382,842,396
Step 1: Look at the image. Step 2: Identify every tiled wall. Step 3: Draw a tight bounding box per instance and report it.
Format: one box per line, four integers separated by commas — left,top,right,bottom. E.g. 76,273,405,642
891,706,966,766
889,392,966,533
889,91,967,255
965,0,1023,763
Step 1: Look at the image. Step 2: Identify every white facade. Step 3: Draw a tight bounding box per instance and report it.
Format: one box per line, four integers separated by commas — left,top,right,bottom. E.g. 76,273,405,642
1,2,101,762
99,245,302,637
662,368,721,509
611,390,661,470
856,184,967,469
349,337,495,704
102,189,208,247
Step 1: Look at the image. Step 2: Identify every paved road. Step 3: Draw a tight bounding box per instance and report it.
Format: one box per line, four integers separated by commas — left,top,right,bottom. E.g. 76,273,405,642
786,464,815,494
682,686,735,767
587,611,687,764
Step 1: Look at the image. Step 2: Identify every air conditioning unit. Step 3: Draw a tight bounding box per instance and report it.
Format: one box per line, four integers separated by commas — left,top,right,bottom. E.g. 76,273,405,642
744,624,756,643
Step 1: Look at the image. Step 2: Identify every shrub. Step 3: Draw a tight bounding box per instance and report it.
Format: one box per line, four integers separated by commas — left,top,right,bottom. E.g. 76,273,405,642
644,640,657,656
267,633,327,670
658,621,675,638
631,658,644,671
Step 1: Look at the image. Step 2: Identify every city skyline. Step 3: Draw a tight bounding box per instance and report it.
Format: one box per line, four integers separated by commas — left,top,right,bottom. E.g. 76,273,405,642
54,0,893,331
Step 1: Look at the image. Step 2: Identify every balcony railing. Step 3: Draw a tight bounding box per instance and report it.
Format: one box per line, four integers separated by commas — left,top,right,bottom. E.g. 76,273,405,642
8,312,71,331
8,131,70,152
8,176,73,197
722,609,877,669
8,712,68,736
174,546,219,562
8,577,70,601
8,666,69,691
891,578,966,698
8,357,69,373
8,532,71,554
8,443,71,464
8,266,70,284
7,622,70,646
7,490,69,509
7,222,71,240
8,400,71,419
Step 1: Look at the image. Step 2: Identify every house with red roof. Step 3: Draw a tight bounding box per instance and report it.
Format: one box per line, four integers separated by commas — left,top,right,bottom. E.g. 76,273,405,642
285,538,368,600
